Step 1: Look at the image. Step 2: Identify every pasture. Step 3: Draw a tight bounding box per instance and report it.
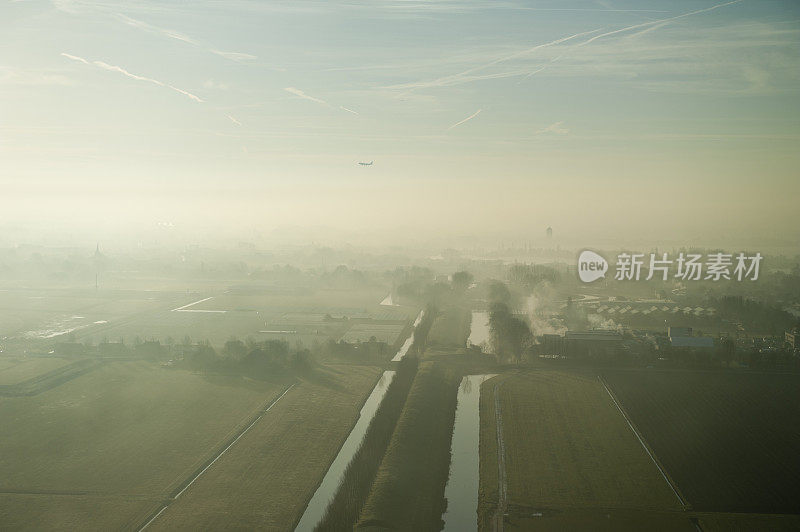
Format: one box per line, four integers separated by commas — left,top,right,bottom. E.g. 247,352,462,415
480,370,685,530
148,364,383,531
0,282,415,351
604,370,800,515
0,357,73,385
357,362,460,531
0,360,286,530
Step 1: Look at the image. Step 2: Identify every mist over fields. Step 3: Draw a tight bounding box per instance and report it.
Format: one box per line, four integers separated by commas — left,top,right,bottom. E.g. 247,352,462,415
2,1,800,530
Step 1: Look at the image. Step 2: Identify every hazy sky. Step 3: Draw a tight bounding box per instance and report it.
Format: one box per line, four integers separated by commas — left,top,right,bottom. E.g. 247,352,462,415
2,0,799,247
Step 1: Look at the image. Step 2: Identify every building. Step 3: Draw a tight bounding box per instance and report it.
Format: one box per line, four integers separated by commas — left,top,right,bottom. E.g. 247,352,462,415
669,336,714,349
668,326,692,338
541,333,563,355
786,330,800,350
563,330,623,358
546,226,553,239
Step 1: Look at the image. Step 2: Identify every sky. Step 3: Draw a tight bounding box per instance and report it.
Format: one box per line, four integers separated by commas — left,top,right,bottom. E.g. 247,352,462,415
1,0,799,248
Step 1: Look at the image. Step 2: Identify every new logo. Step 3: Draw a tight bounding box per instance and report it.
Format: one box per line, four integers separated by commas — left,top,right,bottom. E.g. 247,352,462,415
578,250,608,283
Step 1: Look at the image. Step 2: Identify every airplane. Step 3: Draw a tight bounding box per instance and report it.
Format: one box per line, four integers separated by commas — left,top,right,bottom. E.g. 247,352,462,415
358,161,373,166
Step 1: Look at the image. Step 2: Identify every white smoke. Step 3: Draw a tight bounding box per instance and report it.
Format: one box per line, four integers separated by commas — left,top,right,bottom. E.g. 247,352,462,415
525,282,568,336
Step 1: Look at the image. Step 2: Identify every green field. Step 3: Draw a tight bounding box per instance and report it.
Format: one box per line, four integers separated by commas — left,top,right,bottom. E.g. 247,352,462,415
357,361,460,531
480,370,688,531
149,364,382,530
0,283,415,350
0,357,73,385
604,370,800,516
0,360,285,530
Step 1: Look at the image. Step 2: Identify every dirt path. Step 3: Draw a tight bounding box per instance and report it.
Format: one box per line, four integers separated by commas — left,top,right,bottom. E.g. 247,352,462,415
493,382,507,532
598,375,688,510
137,383,295,531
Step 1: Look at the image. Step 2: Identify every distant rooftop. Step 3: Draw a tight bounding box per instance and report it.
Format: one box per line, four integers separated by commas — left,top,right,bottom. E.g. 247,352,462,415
670,336,714,348
565,331,621,341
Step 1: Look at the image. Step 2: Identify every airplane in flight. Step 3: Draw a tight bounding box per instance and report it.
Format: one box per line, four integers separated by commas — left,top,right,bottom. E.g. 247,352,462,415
358,161,373,166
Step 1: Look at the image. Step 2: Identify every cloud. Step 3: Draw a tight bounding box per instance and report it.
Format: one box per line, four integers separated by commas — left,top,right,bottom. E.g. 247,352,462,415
535,121,569,135
203,79,230,90
0,66,74,87
284,87,329,105
62,53,203,102
448,109,482,130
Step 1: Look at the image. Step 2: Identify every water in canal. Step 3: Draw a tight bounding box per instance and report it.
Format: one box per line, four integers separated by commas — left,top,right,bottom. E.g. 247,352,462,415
442,374,497,532
467,311,490,350
391,309,424,362
294,370,396,531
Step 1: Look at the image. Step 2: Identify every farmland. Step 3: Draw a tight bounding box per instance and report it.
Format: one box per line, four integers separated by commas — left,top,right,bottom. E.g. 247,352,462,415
604,370,800,515
0,262,421,530
0,282,415,351
0,357,73,385
0,360,287,530
357,361,461,531
148,364,382,531
479,370,688,530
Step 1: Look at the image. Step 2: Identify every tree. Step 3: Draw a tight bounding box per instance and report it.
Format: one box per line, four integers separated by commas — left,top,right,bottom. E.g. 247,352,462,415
720,337,735,367
451,271,473,293
488,281,512,306
223,337,247,360
489,302,533,364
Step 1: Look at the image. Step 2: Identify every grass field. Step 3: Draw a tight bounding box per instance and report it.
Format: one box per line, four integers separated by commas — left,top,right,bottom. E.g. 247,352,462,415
498,371,681,509
357,361,460,531
604,370,800,515
0,283,414,351
480,370,686,531
0,360,286,530
477,375,501,531
0,287,179,339
148,364,382,531
427,306,471,349
0,357,73,385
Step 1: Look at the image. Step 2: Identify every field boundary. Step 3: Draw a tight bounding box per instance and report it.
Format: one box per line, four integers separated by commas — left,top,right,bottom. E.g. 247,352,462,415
0,359,102,397
136,382,296,531
291,366,396,530
598,375,689,510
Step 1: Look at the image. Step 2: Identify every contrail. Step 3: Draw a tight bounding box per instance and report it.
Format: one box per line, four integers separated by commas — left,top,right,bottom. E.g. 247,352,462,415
92,61,203,102
284,88,359,116
579,0,743,46
61,53,203,102
61,52,89,65
117,14,200,45
117,14,257,63
448,109,482,130
211,50,258,63
284,87,328,105
535,121,569,135
386,28,603,90
226,114,242,126
465,28,602,75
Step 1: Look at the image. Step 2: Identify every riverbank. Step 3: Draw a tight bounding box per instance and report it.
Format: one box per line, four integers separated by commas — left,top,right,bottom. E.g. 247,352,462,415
357,361,461,531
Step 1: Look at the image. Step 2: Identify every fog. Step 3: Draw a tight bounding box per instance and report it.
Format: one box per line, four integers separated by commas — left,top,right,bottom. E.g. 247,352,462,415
3,1,800,530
